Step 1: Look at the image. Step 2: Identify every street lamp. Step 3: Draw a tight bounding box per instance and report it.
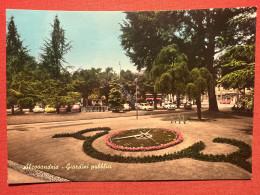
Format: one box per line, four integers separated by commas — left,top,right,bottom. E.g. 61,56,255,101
134,77,138,120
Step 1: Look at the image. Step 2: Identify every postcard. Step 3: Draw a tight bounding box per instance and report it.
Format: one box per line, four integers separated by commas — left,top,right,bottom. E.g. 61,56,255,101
6,7,256,184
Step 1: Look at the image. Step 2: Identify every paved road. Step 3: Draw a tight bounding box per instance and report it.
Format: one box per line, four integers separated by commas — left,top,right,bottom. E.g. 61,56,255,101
7,103,234,125
6,108,197,125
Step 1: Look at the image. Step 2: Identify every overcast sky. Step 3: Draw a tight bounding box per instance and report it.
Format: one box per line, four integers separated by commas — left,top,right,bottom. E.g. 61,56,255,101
6,10,137,73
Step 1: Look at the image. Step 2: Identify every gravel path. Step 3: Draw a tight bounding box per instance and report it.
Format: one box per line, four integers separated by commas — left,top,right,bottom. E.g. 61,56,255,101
8,160,70,183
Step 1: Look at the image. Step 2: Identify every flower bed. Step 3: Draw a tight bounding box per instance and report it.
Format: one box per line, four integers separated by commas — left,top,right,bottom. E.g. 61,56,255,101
52,127,252,173
105,128,183,151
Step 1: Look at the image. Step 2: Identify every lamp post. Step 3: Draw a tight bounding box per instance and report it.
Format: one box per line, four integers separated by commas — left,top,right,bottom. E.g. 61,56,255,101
134,77,138,120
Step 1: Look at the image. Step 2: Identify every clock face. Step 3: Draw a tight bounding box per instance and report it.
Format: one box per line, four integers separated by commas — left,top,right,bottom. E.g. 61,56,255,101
105,128,183,151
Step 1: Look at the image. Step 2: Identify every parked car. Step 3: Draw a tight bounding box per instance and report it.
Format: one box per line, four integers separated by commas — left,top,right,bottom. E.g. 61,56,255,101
137,103,154,111
220,99,231,104
59,106,67,113
123,103,131,111
225,100,231,104
45,105,56,113
71,104,81,112
163,103,176,110
220,100,225,104
33,105,45,113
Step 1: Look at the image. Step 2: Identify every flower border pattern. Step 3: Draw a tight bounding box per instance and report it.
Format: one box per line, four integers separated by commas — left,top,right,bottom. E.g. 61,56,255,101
105,128,183,151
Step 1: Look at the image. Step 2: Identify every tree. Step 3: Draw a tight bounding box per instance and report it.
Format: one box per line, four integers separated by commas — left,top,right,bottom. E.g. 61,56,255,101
6,16,39,114
73,68,101,107
120,8,257,111
186,67,213,120
137,72,158,109
40,78,80,113
108,83,124,112
119,70,136,94
99,67,117,105
40,15,72,79
159,7,256,112
150,44,190,108
6,16,29,80
9,68,43,113
120,12,183,72
219,45,255,92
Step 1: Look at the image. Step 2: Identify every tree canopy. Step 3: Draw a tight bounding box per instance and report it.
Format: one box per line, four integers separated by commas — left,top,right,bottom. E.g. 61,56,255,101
120,7,257,111
186,67,213,120
150,44,190,107
40,15,72,79
219,45,255,92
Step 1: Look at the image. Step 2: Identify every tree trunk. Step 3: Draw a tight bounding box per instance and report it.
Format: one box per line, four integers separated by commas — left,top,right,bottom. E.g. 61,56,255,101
11,105,14,115
196,98,202,120
206,10,219,112
86,96,89,106
176,95,181,108
56,106,60,114
82,93,88,107
153,93,157,109
105,94,109,105
19,105,23,114
208,86,219,112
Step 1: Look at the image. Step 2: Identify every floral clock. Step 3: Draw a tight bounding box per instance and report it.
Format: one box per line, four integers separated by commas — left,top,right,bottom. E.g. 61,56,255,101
105,128,183,151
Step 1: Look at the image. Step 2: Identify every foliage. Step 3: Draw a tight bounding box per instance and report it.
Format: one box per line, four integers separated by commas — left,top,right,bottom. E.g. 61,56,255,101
186,67,213,120
52,127,111,140
6,16,42,112
41,79,80,109
151,44,189,96
120,12,174,71
150,44,189,108
6,16,29,82
40,15,72,79
120,8,257,111
53,128,252,173
238,91,254,110
108,83,124,111
99,67,117,105
119,69,136,96
220,45,255,90
186,68,211,99
73,68,101,106
137,72,155,100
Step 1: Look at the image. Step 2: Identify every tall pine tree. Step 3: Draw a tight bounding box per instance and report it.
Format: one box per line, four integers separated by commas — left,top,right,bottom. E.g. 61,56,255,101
40,15,72,79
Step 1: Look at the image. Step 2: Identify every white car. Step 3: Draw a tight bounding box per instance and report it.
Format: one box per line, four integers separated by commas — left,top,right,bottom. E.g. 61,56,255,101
163,103,176,110
123,103,131,111
33,105,45,113
137,103,154,111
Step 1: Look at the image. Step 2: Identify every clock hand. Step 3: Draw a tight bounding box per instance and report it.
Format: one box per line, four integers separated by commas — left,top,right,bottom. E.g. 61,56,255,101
113,134,142,140
113,130,154,140
138,131,155,142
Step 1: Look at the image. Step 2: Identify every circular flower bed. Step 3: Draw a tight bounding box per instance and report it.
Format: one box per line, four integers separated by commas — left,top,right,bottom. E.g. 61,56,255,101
105,128,183,151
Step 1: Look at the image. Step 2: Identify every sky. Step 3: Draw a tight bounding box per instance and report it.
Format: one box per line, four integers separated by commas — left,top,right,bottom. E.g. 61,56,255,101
6,10,137,73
